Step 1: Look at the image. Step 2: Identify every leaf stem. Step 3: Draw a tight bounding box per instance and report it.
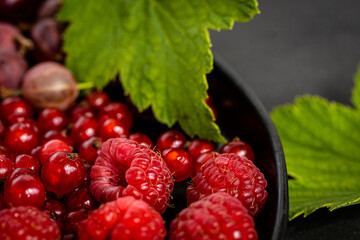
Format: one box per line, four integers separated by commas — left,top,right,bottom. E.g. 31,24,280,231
77,82,95,90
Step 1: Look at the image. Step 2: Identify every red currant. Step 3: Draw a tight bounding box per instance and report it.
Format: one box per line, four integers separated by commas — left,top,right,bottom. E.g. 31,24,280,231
13,154,40,173
71,116,99,144
99,102,133,129
156,130,187,152
78,136,102,165
220,137,255,162
162,148,193,182
69,102,95,122
193,151,218,175
65,186,99,211
0,154,12,179
86,91,109,109
0,97,33,123
39,139,71,165
41,129,73,146
41,199,67,229
38,108,69,132
62,208,89,234
4,122,39,154
187,139,215,159
4,168,45,208
0,119,4,137
129,132,153,148
41,151,85,198
99,118,129,140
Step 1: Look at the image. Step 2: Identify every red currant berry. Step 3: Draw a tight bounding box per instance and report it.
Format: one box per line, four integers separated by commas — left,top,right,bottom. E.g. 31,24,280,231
129,132,153,148
162,148,193,182
193,151,218,175
156,130,187,152
4,168,45,208
41,199,66,229
39,139,71,165
65,186,99,211
69,102,96,122
38,108,69,132
62,208,89,234
86,91,109,109
99,118,129,140
4,122,39,154
99,102,133,129
0,97,33,123
220,137,255,162
41,151,85,198
41,129,73,146
71,116,99,144
78,137,102,165
13,154,40,173
0,154,12,180
187,139,215,159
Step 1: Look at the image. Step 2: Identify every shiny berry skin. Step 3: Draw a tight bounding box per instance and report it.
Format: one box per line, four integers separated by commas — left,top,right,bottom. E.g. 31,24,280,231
162,148,193,182
71,116,99,144
38,108,69,132
129,132,153,148
0,206,61,240
14,154,41,173
220,137,255,162
187,153,267,217
99,102,133,129
4,122,39,154
0,97,33,123
169,192,257,240
86,91,109,109
39,139,71,165
187,138,215,159
65,186,99,211
78,196,166,240
41,151,85,198
4,168,45,208
41,199,66,229
63,208,89,234
193,151,218,175
156,130,187,152
78,136,102,165
69,102,95,122
0,154,12,179
99,118,129,140
41,129,73,146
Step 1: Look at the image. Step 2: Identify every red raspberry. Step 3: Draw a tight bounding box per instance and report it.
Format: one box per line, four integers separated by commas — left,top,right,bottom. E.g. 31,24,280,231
0,206,61,240
168,192,257,240
78,196,166,240
187,153,267,217
90,138,174,213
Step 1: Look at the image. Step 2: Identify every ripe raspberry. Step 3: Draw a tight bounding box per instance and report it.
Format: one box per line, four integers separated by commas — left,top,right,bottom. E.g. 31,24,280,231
187,153,267,217
78,196,166,240
0,206,61,240
168,192,257,240
90,138,174,213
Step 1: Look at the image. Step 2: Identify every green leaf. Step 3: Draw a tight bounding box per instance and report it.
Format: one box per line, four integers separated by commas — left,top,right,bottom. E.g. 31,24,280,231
351,65,360,109
57,0,260,142
271,77,360,220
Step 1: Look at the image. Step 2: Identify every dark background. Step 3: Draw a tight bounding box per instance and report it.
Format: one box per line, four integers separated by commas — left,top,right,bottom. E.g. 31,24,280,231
210,0,360,239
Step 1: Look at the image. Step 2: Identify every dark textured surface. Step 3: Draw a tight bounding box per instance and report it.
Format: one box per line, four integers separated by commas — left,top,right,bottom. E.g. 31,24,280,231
210,0,360,239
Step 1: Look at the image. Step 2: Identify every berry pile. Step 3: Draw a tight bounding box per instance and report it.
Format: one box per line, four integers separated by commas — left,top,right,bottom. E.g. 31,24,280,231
0,1,268,239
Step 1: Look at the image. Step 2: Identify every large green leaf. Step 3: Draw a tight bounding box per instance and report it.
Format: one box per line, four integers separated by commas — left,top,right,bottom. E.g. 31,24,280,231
57,0,259,142
271,66,360,220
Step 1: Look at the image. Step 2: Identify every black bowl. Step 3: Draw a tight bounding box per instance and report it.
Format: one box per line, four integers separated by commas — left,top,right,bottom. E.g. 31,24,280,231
104,54,289,240
208,54,289,240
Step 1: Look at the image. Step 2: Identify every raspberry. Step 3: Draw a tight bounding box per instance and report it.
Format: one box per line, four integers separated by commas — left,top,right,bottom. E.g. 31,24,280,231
90,138,174,213
168,192,257,240
0,205,61,240
78,196,166,240
187,153,267,217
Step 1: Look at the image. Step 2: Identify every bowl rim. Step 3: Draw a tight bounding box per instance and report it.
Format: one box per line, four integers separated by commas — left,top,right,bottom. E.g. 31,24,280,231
213,52,289,240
